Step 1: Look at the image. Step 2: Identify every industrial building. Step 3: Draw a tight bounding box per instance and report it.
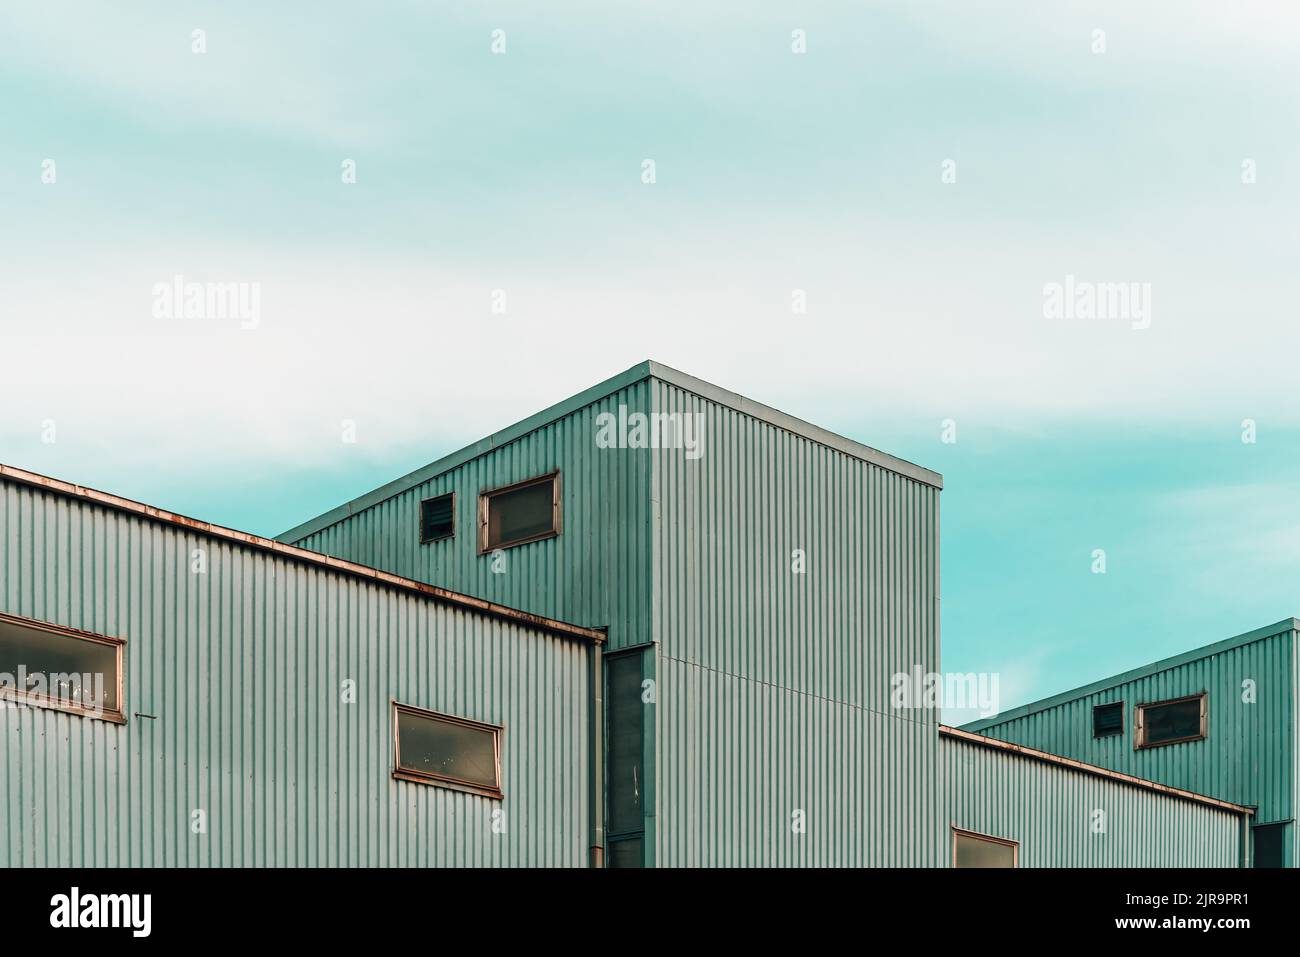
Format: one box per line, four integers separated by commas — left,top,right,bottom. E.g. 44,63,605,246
965,619,1299,867
0,361,1264,866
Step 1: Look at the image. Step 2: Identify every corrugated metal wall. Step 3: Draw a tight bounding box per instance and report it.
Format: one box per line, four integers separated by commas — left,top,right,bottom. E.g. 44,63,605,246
650,379,943,865
293,381,653,653
972,628,1295,844
943,735,1243,867
286,370,946,866
271,367,1255,868
1294,643,1300,866
657,655,937,864
0,477,592,866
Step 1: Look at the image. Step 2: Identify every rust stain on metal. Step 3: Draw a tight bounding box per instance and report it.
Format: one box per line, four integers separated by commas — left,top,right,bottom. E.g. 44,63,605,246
0,462,604,645
940,725,1252,815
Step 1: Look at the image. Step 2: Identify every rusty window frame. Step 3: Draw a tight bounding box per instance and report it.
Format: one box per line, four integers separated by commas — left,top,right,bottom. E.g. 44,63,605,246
419,492,455,544
951,826,1019,868
477,470,561,554
1134,692,1208,750
391,700,504,800
0,611,126,724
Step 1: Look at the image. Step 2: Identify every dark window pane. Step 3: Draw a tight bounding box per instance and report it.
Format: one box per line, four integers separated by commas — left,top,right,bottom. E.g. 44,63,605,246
1254,823,1286,868
487,478,555,548
420,494,454,542
607,654,644,836
1093,701,1123,737
396,708,499,791
954,832,1016,868
1142,697,1202,746
0,615,119,714
608,837,643,869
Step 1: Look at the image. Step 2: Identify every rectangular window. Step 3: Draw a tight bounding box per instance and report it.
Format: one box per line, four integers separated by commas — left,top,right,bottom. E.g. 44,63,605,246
1253,823,1288,868
1135,693,1206,749
1093,700,1124,737
392,702,502,798
479,472,560,552
606,649,647,868
952,828,1018,868
0,612,124,722
419,492,455,543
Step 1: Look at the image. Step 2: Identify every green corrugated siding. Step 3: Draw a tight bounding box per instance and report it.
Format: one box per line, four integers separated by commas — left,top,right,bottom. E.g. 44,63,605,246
973,629,1294,818
943,735,1242,867
292,381,653,652
0,477,591,866
658,655,938,865
1294,642,1300,865
284,371,947,865
276,368,1252,868
650,379,943,865
972,627,1295,864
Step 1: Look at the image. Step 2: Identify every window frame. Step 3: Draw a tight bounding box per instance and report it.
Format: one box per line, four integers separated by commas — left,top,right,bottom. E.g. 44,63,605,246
1134,692,1208,750
391,701,504,799
951,826,1019,868
477,470,562,554
418,491,456,544
0,611,126,724
1092,700,1124,738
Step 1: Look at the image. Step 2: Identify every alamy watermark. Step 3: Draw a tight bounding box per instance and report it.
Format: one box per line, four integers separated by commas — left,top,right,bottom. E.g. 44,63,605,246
151,274,261,329
891,666,1000,717
0,667,108,717
50,887,151,937
595,404,705,460
1043,274,1151,330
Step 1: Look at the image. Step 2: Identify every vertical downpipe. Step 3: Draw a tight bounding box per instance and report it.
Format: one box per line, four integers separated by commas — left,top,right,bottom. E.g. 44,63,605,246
589,631,606,867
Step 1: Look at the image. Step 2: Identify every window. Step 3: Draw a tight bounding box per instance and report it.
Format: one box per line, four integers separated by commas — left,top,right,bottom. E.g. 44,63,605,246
606,648,647,868
392,702,502,798
1253,823,1288,868
419,493,455,543
478,471,560,553
0,612,124,722
1093,701,1124,737
952,828,1018,868
1135,693,1206,749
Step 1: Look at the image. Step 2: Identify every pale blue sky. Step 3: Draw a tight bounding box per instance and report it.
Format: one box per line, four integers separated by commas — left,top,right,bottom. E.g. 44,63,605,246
2,2,1298,715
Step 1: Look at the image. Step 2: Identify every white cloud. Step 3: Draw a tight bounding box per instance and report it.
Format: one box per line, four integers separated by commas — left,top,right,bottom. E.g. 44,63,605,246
3,1,1298,489
3,208,1299,487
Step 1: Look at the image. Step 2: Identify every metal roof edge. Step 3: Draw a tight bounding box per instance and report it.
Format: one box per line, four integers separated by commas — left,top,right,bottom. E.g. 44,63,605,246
276,360,657,543
277,359,943,543
0,463,605,646
939,725,1254,815
961,617,1300,733
644,361,944,489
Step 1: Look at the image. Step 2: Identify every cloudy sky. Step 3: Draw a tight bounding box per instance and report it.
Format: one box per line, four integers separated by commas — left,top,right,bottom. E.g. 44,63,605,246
3,2,1298,715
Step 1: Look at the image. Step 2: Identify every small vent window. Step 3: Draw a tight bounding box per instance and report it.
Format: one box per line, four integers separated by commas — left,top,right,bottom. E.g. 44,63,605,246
1092,701,1123,737
420,493,454,543
1136,693,1207,749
